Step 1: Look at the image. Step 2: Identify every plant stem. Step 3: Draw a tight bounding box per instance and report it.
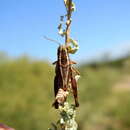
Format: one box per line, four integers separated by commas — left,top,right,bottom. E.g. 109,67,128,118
65,0,72,46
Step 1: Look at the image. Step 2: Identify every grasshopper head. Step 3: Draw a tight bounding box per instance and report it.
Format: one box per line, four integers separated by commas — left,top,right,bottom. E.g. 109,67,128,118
58,45,68,63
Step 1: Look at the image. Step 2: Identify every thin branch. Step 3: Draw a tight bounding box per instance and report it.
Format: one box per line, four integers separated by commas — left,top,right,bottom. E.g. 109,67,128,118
65,0,72,46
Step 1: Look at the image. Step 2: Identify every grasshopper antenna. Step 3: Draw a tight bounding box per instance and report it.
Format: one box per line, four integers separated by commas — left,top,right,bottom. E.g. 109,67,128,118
44,36,61,46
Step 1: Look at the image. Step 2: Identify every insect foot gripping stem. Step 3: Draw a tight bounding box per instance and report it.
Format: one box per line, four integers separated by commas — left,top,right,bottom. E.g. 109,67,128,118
67,38,79,54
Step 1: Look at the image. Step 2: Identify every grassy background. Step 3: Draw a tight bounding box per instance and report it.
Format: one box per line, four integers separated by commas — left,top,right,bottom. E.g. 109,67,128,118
0,53,130,130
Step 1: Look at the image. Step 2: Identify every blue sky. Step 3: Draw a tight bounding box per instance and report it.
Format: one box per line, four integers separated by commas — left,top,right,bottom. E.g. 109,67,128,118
0,0,130,62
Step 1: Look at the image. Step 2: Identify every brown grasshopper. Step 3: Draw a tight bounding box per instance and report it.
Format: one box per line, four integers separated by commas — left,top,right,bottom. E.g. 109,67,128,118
52,42,80,109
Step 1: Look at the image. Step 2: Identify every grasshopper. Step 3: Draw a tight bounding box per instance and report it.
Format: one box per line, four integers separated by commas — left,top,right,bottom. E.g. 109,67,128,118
52,40,80,109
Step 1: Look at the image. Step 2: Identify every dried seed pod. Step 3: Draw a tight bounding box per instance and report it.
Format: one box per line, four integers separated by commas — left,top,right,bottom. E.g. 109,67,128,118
56,88,69,104
53,89,69,109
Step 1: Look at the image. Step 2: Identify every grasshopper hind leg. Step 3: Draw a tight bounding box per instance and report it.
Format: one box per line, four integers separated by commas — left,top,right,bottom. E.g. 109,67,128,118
52,76,59,109
53,72,64,109
71,75,79,107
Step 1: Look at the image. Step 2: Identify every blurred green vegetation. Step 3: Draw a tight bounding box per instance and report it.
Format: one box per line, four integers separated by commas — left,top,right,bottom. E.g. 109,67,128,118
0,52,130,130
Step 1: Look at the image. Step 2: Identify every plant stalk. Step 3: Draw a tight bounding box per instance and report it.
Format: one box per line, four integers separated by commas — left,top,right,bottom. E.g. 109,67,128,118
65,0,72,46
